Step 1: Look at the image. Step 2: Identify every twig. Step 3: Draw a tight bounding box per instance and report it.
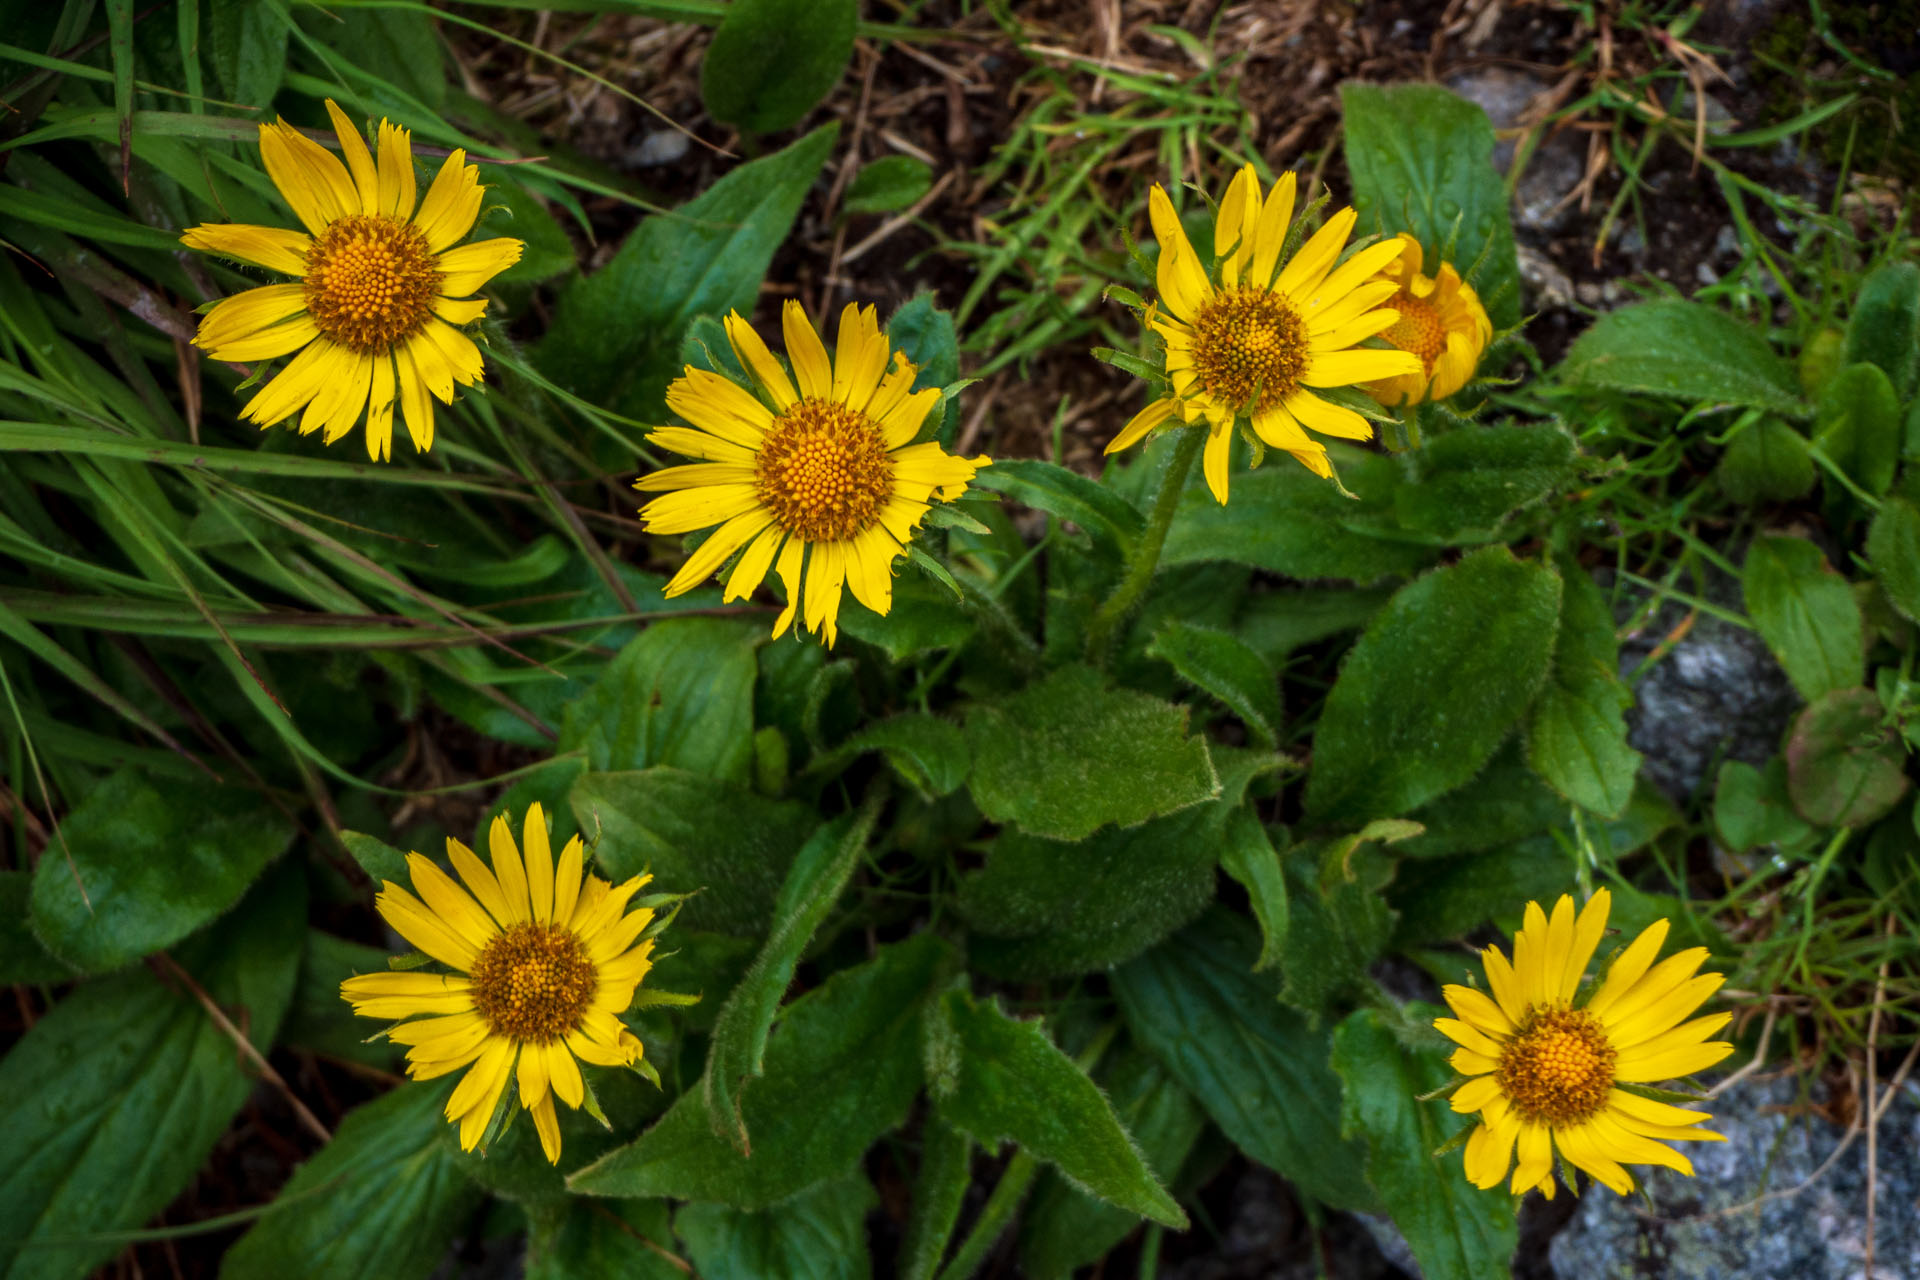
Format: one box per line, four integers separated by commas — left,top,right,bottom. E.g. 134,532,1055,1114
1703,1006,1777,1100
1865,913,1895,1279
588,1202,692,1274
839,169,958,267
151,953,332,1145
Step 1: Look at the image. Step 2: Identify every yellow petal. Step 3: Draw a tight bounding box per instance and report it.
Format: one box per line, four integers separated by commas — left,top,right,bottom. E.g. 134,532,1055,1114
1295,236,1406,315
179,223,311,275
1246,171,1297,289
196,283,310,352
803,539,847,646
1106,397,1177,455
434,296,488,326
530,1094,562,1164
1148,184,1210,322
449,1040,514,1149
1512,1122,1553,1196
488,813,533,923
771,537,805,638
522,803,555,924
1450,1074,1503,1114
1552,1122,1635,1195
374,883,478,971
317,349,374,444
782,299,833,401
447,836,513,927
204,315,320,364
1214,163,1261,287
396,339,438,452
365,350,397,462
376,121,417,221
551,836,584,930
1301,347,1423,388
1274,206,1357,300
1442,985,1514,1038
404,852,498,952
1201,421,1232,504
1596,948,1712,1030
1607,973,1726,1049
878,386,940,450
1611,1039,1736,1084
725,526,784,603
546,1040,586,1109
258,118,358,236
664,507,777,597
831,303,888,409
324,99,379,214
646,425,757,465
1585,918,1671,1019
414,149,483,253
516,1032,550,1108
667,367,775,447
639,483,762,536
436,238,523,296
249,339,346,430
725,310,797,409
1433,1016,1502,1059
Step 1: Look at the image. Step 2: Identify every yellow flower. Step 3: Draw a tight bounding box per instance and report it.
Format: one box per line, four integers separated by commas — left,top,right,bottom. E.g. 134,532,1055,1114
1104,163,1422,502
636,300,991,647
181,100,524,461
1364,233,1493,407
339,804,656,1164
1436,890,1735,1199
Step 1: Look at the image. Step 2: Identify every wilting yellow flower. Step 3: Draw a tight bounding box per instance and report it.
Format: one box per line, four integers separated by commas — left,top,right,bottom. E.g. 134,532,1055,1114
637,300,990,646
1105,164,1422,501
1436,890,1735,1199
181,100,523,460
340,804,656,1164
1364,233,1493,407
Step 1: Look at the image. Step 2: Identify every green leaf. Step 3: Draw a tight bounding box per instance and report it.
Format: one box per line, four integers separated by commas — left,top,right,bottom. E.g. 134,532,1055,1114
884,294,962,446
1395,425,1575,539
705,808,878,1153
340,830,409,887
569,934,947,1207
28,768,296,973
559,618,764,784
1019,1048,1207,1279
899,1112,971,1280
207,1,287,111
1339,83,1521,328
700,0,856,134
833,713,970,797
962,664,1217,841
1218,808,1289,971
973,459,1144,555
0,872,67,985
1161,454,1439,584
676,1175,875,1280
1742,534,1864,702
1278,837,1397,1022
1844,260,1920,400
932,991,1186,1228
1147,620,1282,747
222,1082,484,1280
1115,911,1376,1211
844,155,933,215
839,572,973,659
1812,362,1903,498
525,1199,682,1280
1390,842,1574,946
536,125,837,417
475,175,578,285
1557,300,1804,416
1868,496,1920,625
962,750,1279,979
1399,740,1566,857
1717,417,1816,504
572,769,816,935
1330,1009,1518,1280
0,870,302,1280
1526,562,1641,817
1712,757,1817,853
278,930,403,1071
1306,547,1563,824
1786,688,1911,828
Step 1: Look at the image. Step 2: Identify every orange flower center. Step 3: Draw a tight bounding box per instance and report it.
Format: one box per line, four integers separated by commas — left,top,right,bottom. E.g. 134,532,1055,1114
1497,1007,1617,1126
755,397,895,543
1188,286,1309,416
470,922,596,1043
303,214,440,352
1381,293,1447,371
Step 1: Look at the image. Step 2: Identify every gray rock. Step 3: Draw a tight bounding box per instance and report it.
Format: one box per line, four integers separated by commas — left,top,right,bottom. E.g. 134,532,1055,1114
628,129,691,168
1616,571,1798,804
1446,69,1547,170
1550,1075,1920,1279
1514,136,1587,235
1518,243,1574,309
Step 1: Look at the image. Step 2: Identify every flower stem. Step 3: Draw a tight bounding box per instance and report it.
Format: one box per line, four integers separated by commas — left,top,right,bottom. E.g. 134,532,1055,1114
933,1151,1037,1280
1085,425,1204,664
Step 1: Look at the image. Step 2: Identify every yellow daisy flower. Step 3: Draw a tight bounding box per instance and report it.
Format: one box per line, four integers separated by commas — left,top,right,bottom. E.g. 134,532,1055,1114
1364,233,1494,407
340,804,656,1165
1104,163,1423,502
636,300,991,647
181,100,524,461
1436,890,1735,1199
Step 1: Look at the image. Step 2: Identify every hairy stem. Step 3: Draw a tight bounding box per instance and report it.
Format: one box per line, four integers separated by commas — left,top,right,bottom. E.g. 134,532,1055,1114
1085,424,1205,663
